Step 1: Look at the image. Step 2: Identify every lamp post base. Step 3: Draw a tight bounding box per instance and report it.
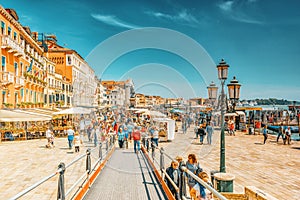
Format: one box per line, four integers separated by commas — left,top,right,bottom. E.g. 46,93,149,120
214,172,235,193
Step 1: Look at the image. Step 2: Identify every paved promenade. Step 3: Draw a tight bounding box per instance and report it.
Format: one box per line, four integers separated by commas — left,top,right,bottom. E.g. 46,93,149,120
158,125,300,200
0,125,299,199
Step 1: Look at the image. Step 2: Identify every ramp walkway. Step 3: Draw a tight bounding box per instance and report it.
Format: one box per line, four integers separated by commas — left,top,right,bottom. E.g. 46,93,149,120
83,147,168,200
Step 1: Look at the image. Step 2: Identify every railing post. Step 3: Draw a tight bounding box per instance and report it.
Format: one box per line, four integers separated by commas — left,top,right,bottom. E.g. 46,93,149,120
86,148,91,174
160,147,165,178
179,161,187,199
106,137,109,151
112,134,115,145
147,138,150,152
57,162,66,200
99,142,103,160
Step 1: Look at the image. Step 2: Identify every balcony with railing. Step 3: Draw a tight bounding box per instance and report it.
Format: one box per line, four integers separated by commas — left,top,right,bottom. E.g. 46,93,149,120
15,76,25,88
1,35,25,57
1,72,14,86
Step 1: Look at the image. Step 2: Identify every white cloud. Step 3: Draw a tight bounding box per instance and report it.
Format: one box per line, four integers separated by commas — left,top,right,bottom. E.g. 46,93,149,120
91,14,141,29
218,1,234,12
146,10,199,25
217,0,263,25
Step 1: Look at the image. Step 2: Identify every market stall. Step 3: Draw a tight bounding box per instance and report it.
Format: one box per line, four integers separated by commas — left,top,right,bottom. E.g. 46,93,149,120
152,118,176,141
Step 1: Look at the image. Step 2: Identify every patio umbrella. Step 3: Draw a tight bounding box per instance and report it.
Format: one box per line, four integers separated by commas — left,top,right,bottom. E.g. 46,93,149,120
0,109,51,122
53,107,92,115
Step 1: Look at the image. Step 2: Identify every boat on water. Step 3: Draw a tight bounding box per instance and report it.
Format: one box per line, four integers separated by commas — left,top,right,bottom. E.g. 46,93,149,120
267,125,299,133
266,125,300,141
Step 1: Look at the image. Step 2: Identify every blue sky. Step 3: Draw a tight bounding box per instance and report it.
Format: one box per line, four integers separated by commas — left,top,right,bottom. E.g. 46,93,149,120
2,0,300,101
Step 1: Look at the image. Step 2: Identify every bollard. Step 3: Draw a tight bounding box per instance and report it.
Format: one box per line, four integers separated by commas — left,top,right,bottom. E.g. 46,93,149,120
210,170,219,187
86,149,91,174
179,161,187,198
99,142,103,160
57,162,66,200
160,147,165,178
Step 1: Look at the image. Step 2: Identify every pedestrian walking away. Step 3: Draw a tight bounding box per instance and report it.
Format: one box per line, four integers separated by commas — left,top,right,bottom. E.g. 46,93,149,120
132,126,141,153
263,125,268,144
197,125,206,145
205,122,214,145
67,126,75,149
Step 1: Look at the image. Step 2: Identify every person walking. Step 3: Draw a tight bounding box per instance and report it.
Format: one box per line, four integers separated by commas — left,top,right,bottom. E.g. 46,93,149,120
186,154,202,190
151,126,159,147
67,126,75,149
45,128,53,148
205,122,214,145
276,125,284,143
197,125,206,145
263,125,268,144
123,127,129,149
285,126,291,145
132,126,141,153
94,125,100,147
117,128,125,148
165,160,180,200
74,133,81,153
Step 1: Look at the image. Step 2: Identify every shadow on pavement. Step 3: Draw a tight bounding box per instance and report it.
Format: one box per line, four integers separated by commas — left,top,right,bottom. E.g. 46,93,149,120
254,142,264,145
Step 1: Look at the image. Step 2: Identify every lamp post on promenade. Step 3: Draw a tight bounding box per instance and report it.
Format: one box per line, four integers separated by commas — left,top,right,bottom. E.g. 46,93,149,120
216,59,229,173
207,81,218,108
210,59,237,193
227,76,241,112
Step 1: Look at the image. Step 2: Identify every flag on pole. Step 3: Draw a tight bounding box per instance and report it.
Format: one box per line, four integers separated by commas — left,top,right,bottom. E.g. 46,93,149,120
27,58,33,72
43,71,47,79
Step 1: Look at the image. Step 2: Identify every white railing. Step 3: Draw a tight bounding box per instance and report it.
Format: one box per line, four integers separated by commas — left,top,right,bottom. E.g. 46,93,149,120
15,76,25,86
2,72,14,84
1,35,25,57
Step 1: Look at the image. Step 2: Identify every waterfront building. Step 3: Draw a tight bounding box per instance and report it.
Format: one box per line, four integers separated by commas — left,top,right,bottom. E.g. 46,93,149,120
42,33,97,108
95,79,107,108
102,79,134,108
0,7,46,109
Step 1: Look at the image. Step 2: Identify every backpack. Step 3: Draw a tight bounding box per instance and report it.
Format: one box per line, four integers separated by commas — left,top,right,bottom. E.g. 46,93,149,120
132,131,141,140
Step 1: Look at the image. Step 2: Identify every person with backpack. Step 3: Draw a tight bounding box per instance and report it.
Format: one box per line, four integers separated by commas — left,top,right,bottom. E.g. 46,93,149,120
132,126,141,153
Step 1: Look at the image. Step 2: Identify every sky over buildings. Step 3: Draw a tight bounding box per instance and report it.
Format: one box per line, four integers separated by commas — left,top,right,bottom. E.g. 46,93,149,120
2,0,300,100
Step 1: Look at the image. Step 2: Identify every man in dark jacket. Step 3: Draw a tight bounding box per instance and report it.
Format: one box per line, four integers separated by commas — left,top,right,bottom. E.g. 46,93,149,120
197,125,206,145
165,160,180,200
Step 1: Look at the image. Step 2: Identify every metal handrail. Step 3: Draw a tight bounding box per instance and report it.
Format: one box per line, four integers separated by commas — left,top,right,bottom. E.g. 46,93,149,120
8,135,116,200
142,137,227,200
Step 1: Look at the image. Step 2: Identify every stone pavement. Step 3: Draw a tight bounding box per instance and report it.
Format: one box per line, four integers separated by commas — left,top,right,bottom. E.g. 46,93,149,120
157,125,300,200
0,125,299,200
0,137,105,200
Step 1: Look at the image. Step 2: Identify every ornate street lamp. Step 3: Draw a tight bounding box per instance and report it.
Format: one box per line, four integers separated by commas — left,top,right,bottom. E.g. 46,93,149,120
227,76,241,112
216,59,229,173
207,81,218,107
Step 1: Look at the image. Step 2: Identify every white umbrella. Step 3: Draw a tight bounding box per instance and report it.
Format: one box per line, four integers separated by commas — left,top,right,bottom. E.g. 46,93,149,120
0,109,51,122
53,107,92,115
142,110,166,117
